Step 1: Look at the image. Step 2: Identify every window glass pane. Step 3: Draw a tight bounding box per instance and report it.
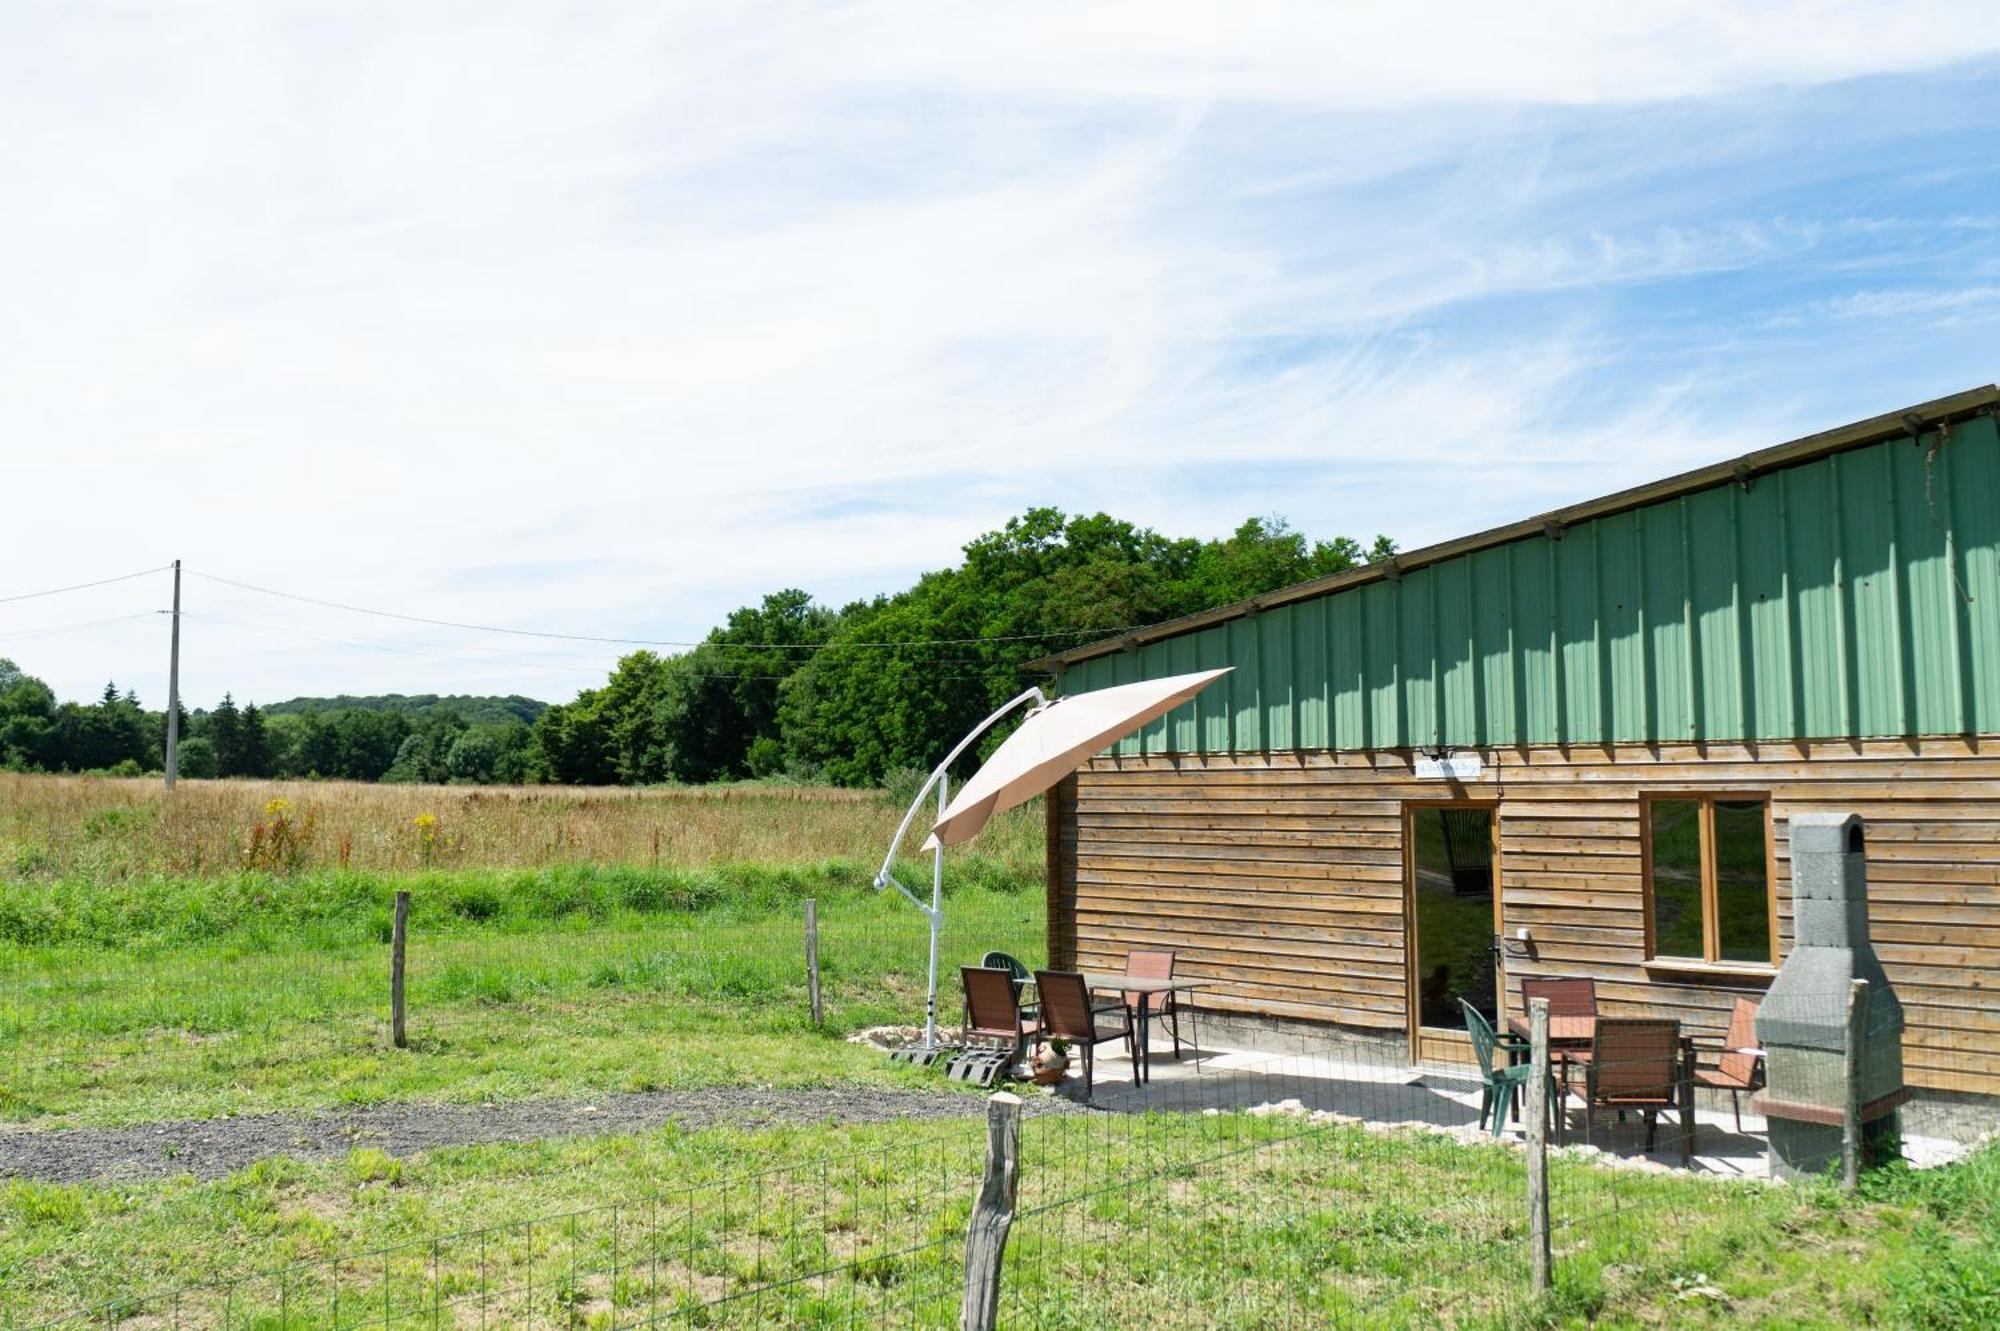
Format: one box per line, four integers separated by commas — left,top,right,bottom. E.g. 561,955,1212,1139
1411,807,1497,1028
1648,799,1704,958
1713,799,1772,963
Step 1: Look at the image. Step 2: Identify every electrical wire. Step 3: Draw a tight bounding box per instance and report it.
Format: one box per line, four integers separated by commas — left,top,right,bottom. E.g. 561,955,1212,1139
185,609,630,666
0,609,163,642
0,566,170,605
180,611,1024,684
190,569,1136,653
181,613,603,677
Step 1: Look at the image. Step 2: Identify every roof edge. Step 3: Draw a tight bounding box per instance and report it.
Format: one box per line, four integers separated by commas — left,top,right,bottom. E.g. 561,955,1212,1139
1027,384,2000,673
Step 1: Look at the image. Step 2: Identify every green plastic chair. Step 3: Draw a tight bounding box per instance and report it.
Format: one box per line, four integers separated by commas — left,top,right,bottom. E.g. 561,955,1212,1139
1462,999,1541,1138
981,951,1031,985
982,951,1037,1018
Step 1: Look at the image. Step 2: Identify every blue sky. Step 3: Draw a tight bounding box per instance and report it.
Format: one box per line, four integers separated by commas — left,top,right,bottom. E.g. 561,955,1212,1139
1,4,1997,707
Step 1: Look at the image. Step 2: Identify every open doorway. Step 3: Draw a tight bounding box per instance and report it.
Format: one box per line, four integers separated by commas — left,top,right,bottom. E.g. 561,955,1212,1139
1404,801,1502,1066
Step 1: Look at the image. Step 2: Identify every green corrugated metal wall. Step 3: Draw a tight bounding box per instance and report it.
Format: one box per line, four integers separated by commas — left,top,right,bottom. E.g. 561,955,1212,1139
1070,415,2000,753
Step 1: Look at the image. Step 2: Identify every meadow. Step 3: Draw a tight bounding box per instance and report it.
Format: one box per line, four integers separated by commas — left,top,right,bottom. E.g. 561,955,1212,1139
0,776,1043,1127
1,774,1994,1327
0,772,1038,882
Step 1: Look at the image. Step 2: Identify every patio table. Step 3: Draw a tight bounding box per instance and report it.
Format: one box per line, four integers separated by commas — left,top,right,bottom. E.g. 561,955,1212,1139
1083,973,1202,1086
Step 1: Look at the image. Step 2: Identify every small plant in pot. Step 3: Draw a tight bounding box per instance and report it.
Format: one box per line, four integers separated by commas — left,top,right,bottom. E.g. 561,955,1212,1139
1031,1039,1071,1085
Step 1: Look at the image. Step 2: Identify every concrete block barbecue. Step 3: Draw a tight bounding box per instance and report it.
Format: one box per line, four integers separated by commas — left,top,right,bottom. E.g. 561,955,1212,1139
1754,812,1908,1181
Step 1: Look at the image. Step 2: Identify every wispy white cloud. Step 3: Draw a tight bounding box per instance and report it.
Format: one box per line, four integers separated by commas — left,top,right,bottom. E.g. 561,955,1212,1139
1761,284,2000,326
1,3,1997,704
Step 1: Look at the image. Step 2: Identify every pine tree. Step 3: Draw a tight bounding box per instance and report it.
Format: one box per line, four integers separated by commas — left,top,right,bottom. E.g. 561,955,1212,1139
238,702,270,779
210,693,242,777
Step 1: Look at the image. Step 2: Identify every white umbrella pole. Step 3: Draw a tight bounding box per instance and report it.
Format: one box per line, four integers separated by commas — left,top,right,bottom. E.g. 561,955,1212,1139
874,687,1048,1052
923,773,947,1049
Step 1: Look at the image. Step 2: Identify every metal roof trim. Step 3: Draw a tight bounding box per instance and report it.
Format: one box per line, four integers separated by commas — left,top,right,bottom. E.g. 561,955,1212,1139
1026,384,2000,673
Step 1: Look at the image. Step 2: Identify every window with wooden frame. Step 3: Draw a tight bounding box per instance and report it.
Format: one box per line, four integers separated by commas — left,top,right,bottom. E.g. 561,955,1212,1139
1642,794,1777,967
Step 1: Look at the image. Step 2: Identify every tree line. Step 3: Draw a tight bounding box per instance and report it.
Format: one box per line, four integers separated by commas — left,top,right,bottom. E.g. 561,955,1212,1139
1,507,1392,788
0,669,539,784
530,508,1393,787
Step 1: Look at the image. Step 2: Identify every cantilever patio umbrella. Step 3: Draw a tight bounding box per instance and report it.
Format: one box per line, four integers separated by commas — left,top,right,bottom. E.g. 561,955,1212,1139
874,667,1231,1049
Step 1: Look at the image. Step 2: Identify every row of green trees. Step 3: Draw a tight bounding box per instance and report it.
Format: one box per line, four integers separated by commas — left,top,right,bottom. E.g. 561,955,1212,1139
0,664,536,785
0,669,160,775
529,508,1393,787
2,508,1390,788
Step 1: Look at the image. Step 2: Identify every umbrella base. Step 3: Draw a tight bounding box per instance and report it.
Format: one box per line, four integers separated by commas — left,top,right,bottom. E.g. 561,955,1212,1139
888,1042,960,1068
945,1050,1015,1087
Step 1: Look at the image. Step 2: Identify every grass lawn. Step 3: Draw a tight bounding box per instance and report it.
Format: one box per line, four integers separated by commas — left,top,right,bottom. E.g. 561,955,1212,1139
2,1106,1993,1327
1,780,1994,1327
0,859,1041,1126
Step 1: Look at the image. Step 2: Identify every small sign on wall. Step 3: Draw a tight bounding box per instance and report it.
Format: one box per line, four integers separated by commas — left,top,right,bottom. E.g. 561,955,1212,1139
1415,752,1484,781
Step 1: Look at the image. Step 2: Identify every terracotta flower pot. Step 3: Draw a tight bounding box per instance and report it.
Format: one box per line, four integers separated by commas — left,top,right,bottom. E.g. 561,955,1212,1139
1031,1048,1070,1084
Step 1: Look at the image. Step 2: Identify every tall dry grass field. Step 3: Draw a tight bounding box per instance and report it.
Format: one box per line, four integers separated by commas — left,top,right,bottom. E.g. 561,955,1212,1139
0,772,1045,881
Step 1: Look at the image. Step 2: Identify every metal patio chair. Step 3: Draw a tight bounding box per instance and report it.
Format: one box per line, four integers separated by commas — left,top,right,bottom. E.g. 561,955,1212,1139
960,966,1041,1064
1121,950,1194,1059
1521,975,1598,1096
1519,976,1597,1019
1694,996,1766,1133
1034,969,1136,1100
1581,1017,1686,1152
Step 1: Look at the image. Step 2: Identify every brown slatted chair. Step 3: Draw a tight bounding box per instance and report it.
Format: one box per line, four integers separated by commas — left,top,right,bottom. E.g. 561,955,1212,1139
960,966,1041,1064
1520,976,1597,1020
1121,950,1193,1059
1521,976,1598,1102
1034,970,1136,1100
1694,996,1766,1133
1581,1017,1684,1151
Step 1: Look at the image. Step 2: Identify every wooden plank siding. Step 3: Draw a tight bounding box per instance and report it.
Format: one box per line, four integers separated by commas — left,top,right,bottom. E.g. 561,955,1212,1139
1053,736,2000,1096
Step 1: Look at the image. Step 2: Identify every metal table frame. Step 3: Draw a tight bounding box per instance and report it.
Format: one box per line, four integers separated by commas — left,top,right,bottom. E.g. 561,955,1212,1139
1083,974,1203,1086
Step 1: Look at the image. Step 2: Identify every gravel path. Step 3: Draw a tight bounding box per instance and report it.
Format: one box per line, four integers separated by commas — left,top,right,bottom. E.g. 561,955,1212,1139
0,1087,1059,1184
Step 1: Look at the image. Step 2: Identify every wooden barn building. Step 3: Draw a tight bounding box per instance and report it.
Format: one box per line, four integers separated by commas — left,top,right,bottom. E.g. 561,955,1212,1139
1030,386,2000,1097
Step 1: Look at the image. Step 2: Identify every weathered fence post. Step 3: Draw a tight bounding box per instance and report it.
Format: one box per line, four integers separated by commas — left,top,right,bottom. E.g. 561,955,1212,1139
961,1091,1023,1331
1841,979,1868,1190
1526,996,1552,1295
391,890,410,1049
805,898,823,1026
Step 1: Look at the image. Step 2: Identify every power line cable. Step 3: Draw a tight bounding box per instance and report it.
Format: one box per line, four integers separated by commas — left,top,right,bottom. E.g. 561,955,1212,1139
190,569,1137,652
186,608,631,666
184,611,1020,685
0,566,170,605
0,609,162,642
182,613,601,677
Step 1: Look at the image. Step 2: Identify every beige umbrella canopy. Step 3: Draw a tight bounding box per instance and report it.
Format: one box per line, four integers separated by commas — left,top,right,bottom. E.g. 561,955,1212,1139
923,667,1232,850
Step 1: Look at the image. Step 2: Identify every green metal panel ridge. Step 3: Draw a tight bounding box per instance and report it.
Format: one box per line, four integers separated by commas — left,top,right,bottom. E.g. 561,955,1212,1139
1063,410,2000,754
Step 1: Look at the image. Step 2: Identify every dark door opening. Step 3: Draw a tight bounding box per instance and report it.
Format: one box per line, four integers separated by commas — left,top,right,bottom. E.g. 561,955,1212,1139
1406,803,1501,1062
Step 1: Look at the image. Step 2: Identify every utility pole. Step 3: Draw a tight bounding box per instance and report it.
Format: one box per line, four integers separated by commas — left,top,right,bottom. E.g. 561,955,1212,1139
164,559,182,789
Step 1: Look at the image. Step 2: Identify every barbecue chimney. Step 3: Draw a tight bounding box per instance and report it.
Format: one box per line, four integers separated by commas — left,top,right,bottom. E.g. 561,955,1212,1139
1753,813,1907,1181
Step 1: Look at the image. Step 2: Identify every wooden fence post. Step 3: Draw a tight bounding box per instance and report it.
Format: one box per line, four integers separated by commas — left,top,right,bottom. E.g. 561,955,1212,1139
960,1092,1023,1331
805,899,823,1026
1526,996,1552,1295
391,890,410,1049
1842,979,1868,1190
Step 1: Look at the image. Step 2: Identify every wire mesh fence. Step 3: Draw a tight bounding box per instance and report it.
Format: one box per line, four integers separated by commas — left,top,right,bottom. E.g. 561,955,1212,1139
1540,982,1997,1269
993,1036,1535,1329
0,870,1041,1122
7,1119,991,1330
7,990,1997,1329
6,871,1998,1330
